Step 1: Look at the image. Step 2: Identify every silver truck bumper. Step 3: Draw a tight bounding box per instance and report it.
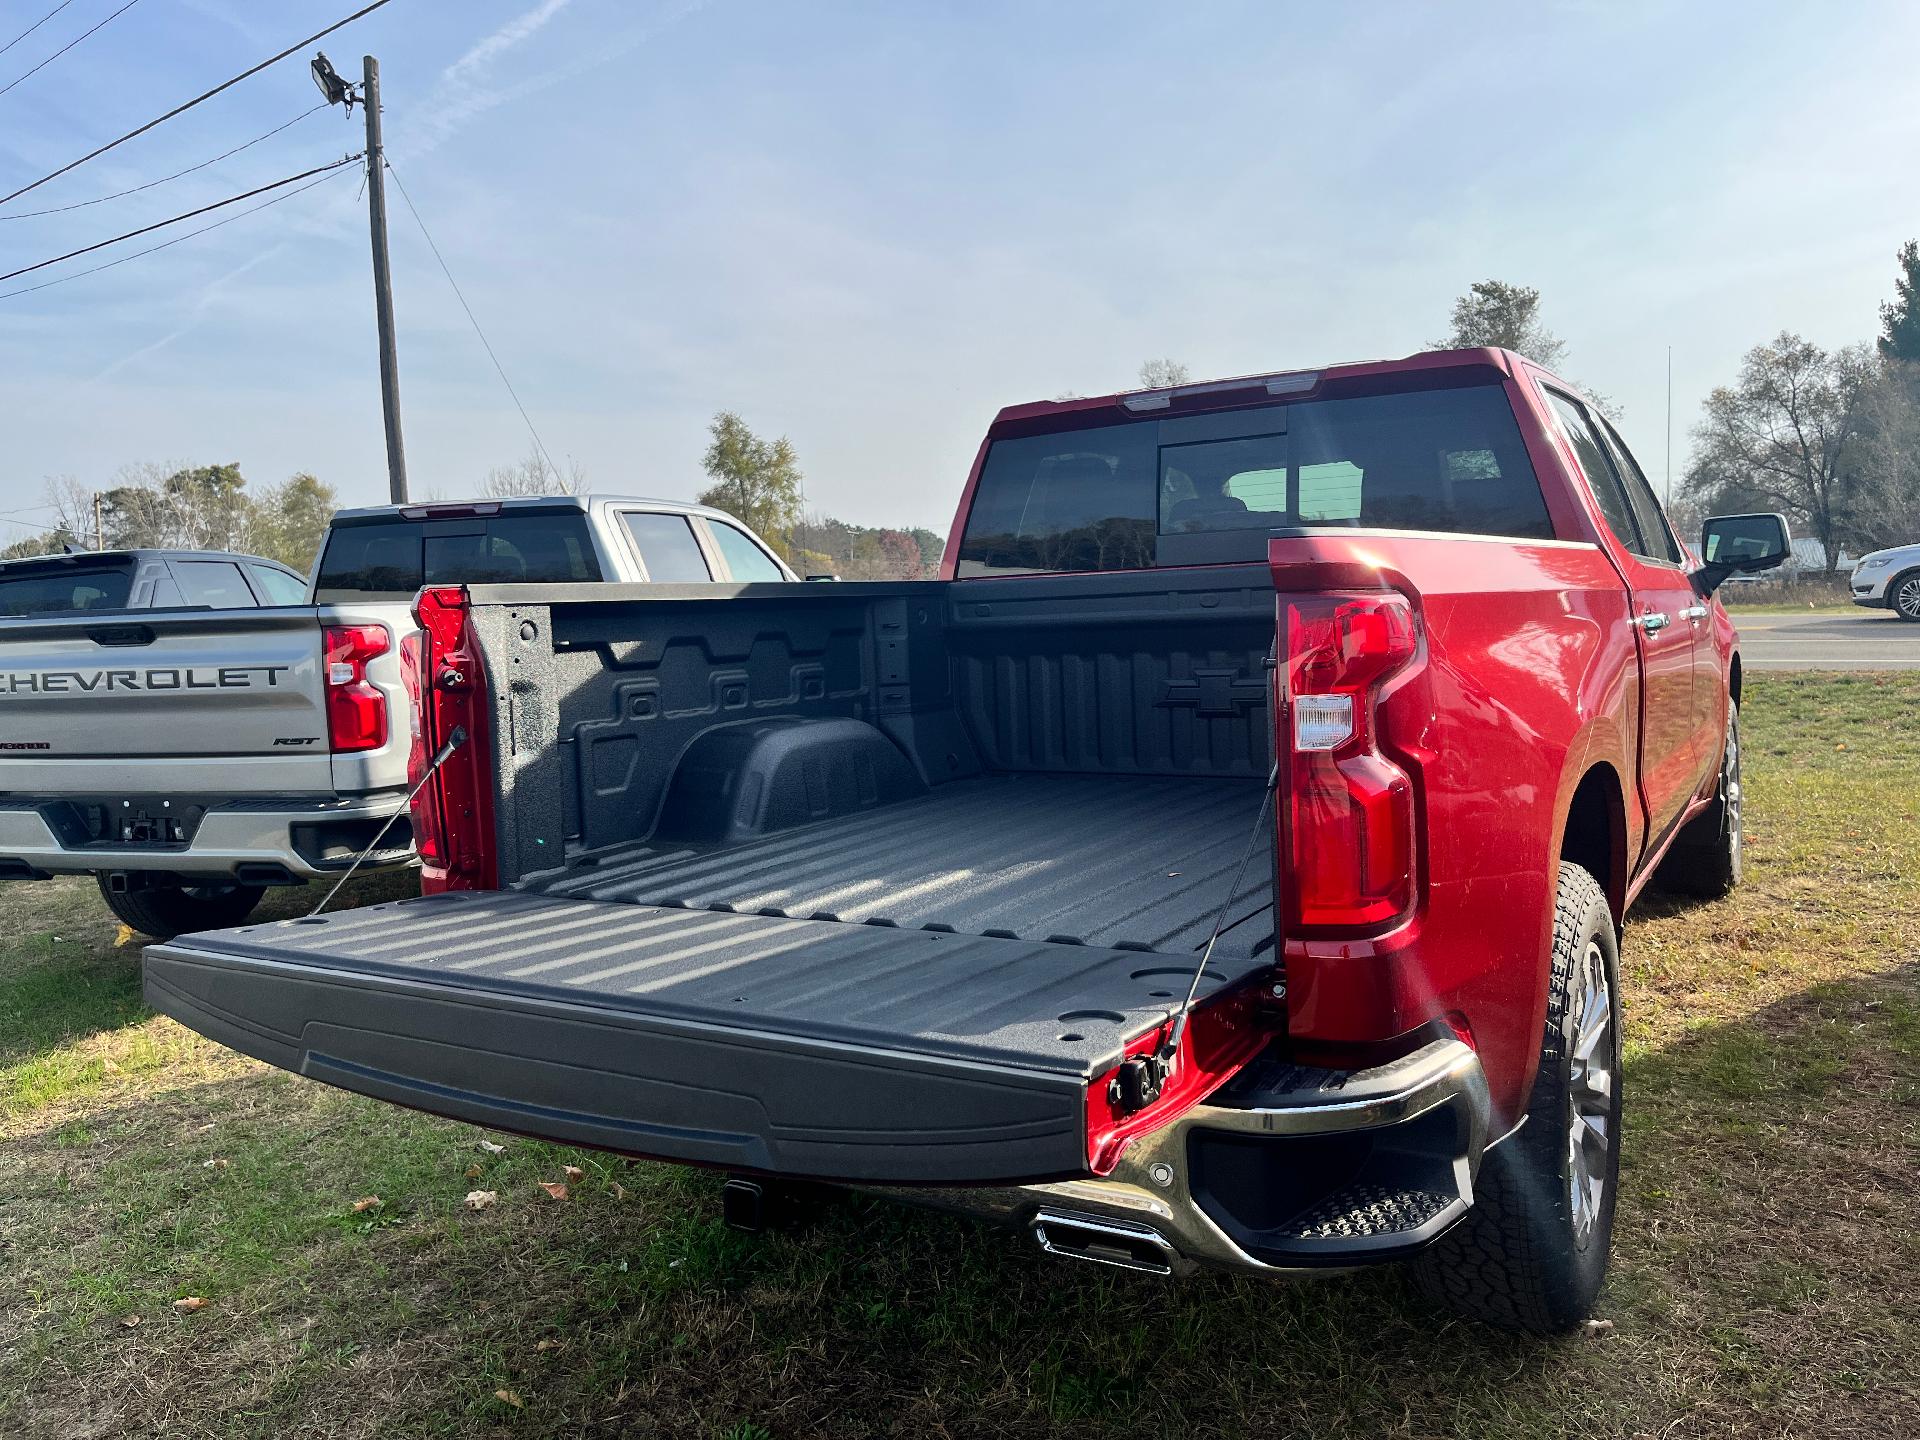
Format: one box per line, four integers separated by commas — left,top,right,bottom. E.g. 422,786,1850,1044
0,794,413,881
878,1036,1492,1277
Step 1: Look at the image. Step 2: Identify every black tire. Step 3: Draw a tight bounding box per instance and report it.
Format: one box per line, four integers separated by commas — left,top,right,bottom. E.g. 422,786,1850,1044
1414,861,1622,1334
96,874,265,940
1659,701,1742,899
1891,568,1920,622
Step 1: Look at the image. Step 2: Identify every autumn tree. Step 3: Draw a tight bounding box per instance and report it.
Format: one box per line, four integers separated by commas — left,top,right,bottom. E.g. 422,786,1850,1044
244,472,339,571
698,413,803,558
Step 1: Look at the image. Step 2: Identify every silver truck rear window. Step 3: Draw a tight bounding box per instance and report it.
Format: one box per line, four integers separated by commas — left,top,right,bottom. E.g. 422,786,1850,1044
314,513,601,596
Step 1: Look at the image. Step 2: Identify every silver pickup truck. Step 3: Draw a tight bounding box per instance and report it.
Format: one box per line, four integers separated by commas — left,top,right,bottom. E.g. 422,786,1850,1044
0,495,794,937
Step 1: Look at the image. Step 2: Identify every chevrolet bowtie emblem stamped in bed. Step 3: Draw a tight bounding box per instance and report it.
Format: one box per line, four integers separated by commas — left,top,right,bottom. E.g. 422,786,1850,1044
1159,668,1266,717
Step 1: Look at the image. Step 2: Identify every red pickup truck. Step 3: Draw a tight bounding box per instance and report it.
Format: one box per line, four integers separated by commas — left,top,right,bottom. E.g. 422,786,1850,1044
145,347,1789,1334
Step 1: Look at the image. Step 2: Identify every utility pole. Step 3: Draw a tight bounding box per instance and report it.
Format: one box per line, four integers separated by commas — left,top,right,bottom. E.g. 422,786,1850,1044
312,51,407,503
93,491,104,550
362,56,407,504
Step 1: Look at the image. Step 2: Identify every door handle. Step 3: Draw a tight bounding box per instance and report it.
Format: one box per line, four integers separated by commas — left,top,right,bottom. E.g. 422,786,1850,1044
1637,612,1671,633
1680,605,1708,622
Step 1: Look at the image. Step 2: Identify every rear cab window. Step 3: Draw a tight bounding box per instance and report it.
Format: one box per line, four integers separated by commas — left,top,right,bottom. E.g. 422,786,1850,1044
0,561,135,617
955,382,1554,576
314,510,602,599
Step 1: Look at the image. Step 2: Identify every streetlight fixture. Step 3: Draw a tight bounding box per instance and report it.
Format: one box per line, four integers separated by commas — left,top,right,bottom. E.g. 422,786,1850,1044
310,51,355,111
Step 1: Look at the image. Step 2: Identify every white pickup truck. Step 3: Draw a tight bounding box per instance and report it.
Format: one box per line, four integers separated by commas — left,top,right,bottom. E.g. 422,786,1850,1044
0,495,794,937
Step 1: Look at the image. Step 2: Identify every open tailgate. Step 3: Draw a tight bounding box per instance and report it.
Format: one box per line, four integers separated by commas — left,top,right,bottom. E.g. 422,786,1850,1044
145,890,1263,1183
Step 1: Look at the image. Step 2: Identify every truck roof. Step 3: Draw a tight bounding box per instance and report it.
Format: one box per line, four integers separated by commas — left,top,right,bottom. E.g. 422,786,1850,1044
0,547,296,572
329,494,739,526
990,346,1532,432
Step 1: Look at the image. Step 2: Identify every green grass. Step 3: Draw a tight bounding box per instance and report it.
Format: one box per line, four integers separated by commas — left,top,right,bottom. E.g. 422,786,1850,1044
1,676,1917,1438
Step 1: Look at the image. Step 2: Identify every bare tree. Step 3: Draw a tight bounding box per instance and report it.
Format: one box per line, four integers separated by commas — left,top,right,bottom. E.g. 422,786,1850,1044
1682,333,1873,572
481,445,587,498
1137,358,1192,389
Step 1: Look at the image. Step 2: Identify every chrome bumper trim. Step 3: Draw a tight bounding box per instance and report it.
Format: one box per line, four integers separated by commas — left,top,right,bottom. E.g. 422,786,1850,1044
876,1036,1491,1278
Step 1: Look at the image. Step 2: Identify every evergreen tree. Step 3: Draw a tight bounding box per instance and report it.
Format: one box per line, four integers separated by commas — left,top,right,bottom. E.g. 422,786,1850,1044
1878,239,1920,364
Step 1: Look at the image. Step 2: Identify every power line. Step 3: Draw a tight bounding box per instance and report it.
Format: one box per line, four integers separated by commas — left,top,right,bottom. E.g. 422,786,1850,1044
0,154,362,284
0,162,356,301
0,513,70,535
0,103,329,219
0,1,76,59
386,158,564,486
0,0,395,207
0,0,142,99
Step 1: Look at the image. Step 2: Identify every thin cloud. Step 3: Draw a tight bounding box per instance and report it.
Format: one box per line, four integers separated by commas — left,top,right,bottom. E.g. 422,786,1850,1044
408,0,708,156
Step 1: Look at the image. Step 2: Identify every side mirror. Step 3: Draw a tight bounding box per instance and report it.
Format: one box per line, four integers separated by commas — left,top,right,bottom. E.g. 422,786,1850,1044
1692,512,1792,596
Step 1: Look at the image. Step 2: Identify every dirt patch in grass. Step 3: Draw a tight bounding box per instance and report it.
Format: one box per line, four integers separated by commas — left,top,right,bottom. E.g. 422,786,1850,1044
1,675,1917,1438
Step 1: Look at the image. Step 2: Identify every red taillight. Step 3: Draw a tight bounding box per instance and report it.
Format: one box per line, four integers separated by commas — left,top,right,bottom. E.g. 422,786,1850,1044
323,623,390,753
1281,592,1419,933
412,585,496,893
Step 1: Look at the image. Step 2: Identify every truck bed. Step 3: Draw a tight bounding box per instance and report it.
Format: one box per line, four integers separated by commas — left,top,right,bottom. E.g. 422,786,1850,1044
531,772,1273,957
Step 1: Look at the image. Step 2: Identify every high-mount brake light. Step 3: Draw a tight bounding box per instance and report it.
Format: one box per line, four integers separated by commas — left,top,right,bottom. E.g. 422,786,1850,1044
397,502,502,520
1281,592,1419,932
322,623,390,753
1120,369,1322,412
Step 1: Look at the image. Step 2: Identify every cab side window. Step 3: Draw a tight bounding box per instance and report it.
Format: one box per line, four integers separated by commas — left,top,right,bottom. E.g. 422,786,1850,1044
1598,418,1684,565
1544,391,1645,556
171,559,258,609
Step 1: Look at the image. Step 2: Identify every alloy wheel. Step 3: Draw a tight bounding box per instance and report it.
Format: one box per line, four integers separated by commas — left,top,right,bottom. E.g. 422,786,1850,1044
1897,574,1920,620
1566,938,1615,1245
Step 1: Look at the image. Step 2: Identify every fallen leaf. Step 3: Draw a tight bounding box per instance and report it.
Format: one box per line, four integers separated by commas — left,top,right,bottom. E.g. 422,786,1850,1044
494,1389,524,1409
535,1338,567,1353
173,1297,209,1313
202,1158,229,1170
609,1182,628,1201
464,1190,498,1211
351,1196,382,1213
538,1181,568,1200
464,1163,483,1180
476,1140,506,1156
562,1165,584,1182
113,925,137,948
120,1314,142,1329
1582,1317,1615,1338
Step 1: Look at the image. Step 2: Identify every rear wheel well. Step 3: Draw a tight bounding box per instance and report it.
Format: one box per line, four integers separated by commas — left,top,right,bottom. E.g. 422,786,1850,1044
1560,765,1626,925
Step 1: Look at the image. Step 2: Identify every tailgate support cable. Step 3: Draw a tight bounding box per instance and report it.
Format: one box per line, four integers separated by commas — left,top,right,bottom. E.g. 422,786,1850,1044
1111,754,1278,1112
308,725,466,918
1163,757,1278,1066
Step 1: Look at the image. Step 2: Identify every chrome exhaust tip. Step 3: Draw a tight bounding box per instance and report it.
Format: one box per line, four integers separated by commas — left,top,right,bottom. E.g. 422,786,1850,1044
1031,1209,1177,1276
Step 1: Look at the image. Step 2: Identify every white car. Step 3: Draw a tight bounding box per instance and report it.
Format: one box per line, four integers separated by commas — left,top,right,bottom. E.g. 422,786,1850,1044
1850,542,1920,620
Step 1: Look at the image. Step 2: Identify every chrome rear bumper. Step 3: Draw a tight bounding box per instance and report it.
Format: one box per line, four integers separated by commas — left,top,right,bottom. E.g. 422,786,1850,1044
880,1036,1492,1277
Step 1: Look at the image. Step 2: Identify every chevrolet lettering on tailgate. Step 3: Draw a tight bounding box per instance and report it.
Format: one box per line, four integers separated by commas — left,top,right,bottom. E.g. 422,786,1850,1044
0,665,290,695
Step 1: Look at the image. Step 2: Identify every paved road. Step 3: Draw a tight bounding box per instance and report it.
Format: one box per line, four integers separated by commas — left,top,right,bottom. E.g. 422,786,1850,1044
1730,610,1920,670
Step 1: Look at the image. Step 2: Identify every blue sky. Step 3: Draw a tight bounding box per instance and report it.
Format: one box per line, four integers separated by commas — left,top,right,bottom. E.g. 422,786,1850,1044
4,0,1918,546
